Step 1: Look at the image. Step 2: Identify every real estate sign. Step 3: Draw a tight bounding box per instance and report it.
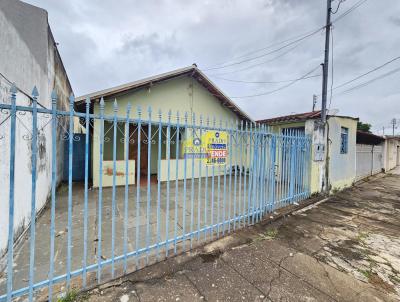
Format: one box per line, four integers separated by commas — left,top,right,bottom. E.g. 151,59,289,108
183,130,228,166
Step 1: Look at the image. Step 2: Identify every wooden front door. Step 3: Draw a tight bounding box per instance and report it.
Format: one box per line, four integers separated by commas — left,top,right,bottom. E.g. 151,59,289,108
129,124,149,177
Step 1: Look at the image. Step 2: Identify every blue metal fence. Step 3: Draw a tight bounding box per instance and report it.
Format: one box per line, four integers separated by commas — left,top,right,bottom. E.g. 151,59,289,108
0,86,311,301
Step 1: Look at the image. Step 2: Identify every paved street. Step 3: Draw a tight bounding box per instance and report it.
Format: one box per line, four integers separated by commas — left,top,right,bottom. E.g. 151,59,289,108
78,167,400,302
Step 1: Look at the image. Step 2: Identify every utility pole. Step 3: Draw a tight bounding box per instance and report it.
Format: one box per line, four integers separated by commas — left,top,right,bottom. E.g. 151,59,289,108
312,94,317,112
382,126,385,135
391,118,397,135
321,0,332,124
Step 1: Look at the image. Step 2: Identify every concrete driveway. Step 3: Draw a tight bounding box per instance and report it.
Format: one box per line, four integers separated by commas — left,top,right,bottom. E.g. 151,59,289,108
78,167,400,302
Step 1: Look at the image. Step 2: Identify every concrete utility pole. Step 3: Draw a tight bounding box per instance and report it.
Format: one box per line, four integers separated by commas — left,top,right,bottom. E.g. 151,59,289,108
321,0,332,124
391,118,397,135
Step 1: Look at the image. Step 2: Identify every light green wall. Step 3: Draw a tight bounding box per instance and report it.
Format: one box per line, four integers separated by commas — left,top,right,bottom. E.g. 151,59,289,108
92,75,243,187
327,116,358,190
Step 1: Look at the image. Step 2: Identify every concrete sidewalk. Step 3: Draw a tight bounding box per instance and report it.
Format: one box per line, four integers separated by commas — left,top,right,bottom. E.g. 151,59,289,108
72,167,400,302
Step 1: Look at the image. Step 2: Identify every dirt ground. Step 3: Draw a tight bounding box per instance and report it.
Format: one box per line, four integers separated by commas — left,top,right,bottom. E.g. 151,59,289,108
67,167,400,301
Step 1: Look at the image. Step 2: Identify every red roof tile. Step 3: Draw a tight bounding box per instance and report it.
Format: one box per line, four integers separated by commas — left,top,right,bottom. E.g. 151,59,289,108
257,111,322,125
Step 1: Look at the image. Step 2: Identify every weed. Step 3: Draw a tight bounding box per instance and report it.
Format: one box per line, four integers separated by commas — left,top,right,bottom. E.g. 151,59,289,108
358,268,372,279
58,290,78,302
265,228,278,239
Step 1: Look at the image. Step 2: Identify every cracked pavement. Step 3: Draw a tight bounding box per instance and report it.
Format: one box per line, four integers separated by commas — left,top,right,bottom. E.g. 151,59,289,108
74,167,400,302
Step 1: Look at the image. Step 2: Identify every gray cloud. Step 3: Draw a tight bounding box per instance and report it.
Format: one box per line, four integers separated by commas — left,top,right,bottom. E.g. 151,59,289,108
23,0,400,134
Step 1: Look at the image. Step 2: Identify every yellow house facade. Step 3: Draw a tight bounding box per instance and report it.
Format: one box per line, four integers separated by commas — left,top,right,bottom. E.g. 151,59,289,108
75,65,252,187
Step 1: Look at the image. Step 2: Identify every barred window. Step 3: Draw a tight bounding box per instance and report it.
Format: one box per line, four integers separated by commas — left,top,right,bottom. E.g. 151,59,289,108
340,127,349,154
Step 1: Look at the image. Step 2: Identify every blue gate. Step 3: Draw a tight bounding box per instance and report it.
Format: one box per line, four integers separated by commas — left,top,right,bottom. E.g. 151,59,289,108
0,85,311,301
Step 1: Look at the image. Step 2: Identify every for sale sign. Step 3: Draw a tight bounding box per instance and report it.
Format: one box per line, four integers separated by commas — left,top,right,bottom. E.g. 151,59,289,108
204,130,228,166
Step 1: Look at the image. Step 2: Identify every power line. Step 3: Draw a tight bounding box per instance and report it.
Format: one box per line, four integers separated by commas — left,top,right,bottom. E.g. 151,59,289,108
229,65,321,98
334,65,400,96
332,0,369,23
202,27,324,71
210,74,321,84
331,55,400,91
207,41,306,76
215,26,325,65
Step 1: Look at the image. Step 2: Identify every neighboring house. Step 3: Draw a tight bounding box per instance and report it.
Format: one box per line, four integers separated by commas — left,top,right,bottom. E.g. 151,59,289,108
258,111,359,193
0,0,72,254
383,135,400,171
75,65,252,187
355,131,385,180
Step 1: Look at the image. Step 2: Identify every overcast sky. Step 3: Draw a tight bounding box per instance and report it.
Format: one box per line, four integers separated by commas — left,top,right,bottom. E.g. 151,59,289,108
24,0,400,134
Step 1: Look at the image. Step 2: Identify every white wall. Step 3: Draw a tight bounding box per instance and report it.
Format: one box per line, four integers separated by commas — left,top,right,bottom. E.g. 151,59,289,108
356,144,384,180
384,138,400,171
0,1,72,254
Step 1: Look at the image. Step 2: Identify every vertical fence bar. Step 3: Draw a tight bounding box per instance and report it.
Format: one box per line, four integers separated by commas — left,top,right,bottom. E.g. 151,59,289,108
165,110,171,257
123,103,131,273
197,115,203,241
6,84,17,302
247,123,253,225
251,124,258,224
238,121,243,226
204,117,209,240
156,110,162,259
210,117,216,239
97,97,105,283
66,94,74,289
135,106,142,266
243,122,248,226
182,112,188,250
28,87,38,301
228,120,233,232
173,112,180,254
48,90,57,300
216,118,222,237
82,97,90,287
145,107,152,264
222,120,228,234
111,100,118,278
289,130,296,203
233,120,238,229
270,135,276,212
190,113,196,247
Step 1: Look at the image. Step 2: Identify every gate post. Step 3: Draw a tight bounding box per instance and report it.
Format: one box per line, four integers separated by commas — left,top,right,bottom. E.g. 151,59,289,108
289,130,296,202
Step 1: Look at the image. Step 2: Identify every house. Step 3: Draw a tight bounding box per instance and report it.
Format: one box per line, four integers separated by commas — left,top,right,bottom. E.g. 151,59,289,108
0,0,73,254
383,135,400,171
75,65,252,187
258,111,359,193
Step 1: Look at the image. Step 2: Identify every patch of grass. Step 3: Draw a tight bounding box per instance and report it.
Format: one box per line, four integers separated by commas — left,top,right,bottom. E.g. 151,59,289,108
265,228,278,239
58,290,78,302
358,268,372,279
356,232,369,245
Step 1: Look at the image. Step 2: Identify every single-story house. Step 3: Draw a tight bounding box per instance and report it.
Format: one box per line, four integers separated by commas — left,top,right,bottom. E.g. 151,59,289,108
257,111,359,193
75,65,252,187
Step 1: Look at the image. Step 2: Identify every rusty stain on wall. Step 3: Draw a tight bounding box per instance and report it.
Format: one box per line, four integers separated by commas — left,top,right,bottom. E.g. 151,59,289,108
104,167,125,177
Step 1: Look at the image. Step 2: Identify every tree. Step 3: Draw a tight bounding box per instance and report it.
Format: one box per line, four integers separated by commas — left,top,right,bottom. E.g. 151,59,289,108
357,121,372,133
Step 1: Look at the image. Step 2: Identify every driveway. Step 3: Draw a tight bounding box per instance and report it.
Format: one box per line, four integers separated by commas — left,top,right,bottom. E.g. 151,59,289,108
78,167,400,302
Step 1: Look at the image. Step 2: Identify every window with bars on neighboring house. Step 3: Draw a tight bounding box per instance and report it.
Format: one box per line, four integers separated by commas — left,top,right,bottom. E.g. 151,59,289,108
340,127,349,154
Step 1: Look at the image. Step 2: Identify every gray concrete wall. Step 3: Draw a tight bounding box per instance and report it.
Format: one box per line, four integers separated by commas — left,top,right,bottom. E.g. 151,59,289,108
0,0,72,254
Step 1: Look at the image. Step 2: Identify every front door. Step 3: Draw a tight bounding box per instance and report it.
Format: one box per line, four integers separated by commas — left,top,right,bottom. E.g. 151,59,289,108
129,124,149,177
